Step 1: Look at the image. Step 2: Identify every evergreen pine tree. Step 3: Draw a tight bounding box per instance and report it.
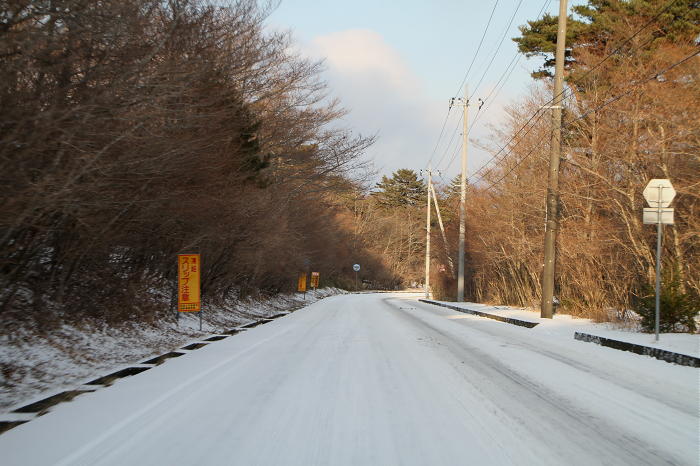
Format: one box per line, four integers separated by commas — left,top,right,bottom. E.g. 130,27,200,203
513,0,700,79
373,169,427,208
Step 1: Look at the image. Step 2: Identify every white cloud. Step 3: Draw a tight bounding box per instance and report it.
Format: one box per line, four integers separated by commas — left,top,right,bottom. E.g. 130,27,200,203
311,30,421,96
291,29,510,183
303,30,444,179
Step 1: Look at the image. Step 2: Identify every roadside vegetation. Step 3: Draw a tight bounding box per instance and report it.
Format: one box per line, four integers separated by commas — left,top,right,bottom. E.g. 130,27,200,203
427,0,699,330
0,0,390,331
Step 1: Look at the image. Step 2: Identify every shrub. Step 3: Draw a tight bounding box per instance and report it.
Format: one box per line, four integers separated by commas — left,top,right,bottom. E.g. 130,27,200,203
634,270,699,333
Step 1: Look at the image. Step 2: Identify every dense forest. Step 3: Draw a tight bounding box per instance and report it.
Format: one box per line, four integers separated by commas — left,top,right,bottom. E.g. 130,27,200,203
1,0,698,332
0,0,401,329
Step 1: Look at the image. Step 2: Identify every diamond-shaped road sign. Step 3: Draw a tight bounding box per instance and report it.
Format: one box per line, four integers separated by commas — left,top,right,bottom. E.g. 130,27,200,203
643,179,676,208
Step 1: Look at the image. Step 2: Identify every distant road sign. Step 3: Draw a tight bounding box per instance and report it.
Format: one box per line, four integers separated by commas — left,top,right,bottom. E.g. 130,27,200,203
297,272,307,292
353,264,361,272
310,272,320,288
643,179,676,208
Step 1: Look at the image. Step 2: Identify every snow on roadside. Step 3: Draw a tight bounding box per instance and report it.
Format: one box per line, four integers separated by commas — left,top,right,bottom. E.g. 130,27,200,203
0,288,344,412
432,300,699,357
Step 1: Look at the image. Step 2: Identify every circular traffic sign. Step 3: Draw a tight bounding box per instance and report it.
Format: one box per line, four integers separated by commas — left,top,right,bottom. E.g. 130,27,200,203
353,264,360,272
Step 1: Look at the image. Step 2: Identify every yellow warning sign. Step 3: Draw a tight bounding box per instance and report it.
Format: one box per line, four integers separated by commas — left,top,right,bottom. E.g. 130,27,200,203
178,254,201,312
297,272,307,292
310,272,320,288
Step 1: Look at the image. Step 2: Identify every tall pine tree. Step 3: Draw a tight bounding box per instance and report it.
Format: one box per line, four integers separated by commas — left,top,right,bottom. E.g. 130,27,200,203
373,169,427,208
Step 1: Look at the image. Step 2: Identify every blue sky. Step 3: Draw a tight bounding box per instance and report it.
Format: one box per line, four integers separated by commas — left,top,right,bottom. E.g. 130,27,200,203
266,0,583,182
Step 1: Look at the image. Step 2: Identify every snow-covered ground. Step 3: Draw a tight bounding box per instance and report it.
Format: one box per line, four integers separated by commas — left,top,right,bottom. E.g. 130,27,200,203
0,293,697,465
428,300,699,357
0,288,342,412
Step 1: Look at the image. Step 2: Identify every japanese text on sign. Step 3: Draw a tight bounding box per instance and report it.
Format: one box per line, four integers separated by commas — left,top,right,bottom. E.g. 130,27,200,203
178,254,201,312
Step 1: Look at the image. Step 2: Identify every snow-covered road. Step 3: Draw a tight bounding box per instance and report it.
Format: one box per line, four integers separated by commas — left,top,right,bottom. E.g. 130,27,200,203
1,293,698,465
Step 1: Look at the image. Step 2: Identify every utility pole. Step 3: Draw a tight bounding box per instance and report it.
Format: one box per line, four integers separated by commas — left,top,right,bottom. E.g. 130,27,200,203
455,86,469,302
541,0,568,318
425,165,432,299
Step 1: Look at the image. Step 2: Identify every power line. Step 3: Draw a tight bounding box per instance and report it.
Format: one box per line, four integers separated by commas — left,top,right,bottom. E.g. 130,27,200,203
424,107,453,168
468,104,549,181
467,52,521,131
468,0,689,186
442,105,483,173
426,0,500,169
479,47,700,191
454,0,501,96
470,0,524,99
566,0,682,89
531,0,683,117
464,55,522,139
437,0,548,177
474,0,548,117
434,110,463,169
442,139,463,175
434,0,684,182
567,47,699,128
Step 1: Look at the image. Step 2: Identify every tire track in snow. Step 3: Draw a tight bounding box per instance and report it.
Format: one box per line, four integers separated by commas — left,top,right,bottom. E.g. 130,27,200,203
385,297,690,466
414,298,697,416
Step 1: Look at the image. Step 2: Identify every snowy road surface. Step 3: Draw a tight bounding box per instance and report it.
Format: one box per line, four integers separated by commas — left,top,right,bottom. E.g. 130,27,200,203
1,293,698,465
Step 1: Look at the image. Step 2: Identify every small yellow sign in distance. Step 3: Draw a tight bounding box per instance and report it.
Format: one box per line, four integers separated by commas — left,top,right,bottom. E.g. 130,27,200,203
178,254,201,312
298,272,307,292
310,272,320,288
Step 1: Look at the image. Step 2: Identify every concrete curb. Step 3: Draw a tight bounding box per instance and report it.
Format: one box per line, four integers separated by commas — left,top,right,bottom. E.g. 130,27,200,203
574,332,700,368
419,299,539,328
418,300,699,368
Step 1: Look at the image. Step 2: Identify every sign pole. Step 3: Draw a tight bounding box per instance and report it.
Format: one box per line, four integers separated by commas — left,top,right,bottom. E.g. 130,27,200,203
352,264,361,291
655,186,663,342
642,179,675,343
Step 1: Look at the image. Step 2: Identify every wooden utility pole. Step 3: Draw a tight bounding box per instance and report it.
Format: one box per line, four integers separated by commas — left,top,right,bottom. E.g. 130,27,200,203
457,86,468,302
425,165,432,299
541,0,568,318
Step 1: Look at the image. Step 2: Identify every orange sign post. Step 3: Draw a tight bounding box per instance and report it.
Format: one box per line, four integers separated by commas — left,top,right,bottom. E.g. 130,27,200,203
297,272,307,293
178,254,201,311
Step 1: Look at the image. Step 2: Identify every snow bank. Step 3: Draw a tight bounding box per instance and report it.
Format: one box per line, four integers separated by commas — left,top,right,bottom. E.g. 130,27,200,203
0,288,344,412
430,300,699,358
